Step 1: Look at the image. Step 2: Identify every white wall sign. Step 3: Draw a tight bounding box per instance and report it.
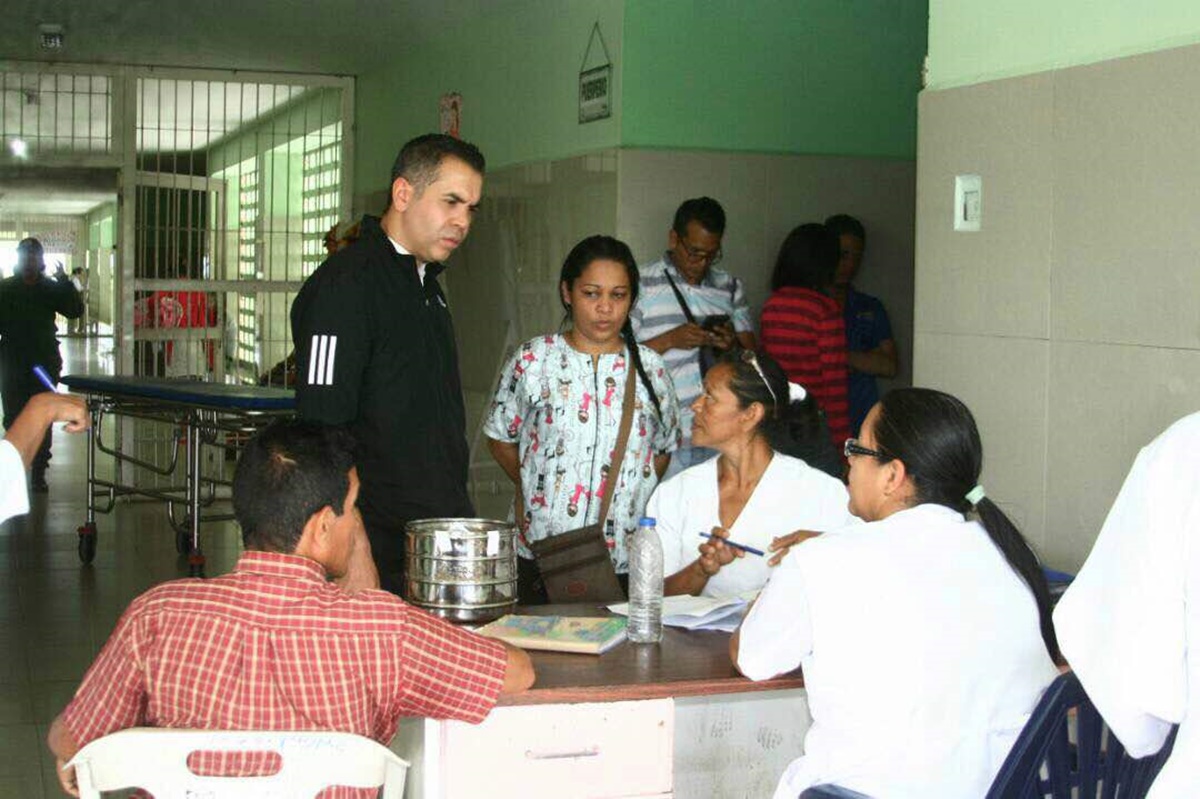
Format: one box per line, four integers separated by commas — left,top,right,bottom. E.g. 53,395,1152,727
579,22,612,124
579,65,611,123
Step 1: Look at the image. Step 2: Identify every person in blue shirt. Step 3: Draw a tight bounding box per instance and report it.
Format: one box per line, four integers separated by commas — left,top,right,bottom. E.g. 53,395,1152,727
825,215,897,437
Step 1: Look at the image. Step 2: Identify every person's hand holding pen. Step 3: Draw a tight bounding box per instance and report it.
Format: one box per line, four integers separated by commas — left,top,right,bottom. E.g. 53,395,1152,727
767,529,823,566
31,365,89,433
696,526,745,576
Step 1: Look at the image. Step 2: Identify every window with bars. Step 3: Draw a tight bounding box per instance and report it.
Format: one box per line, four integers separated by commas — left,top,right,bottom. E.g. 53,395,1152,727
302,122,343,277
0,70,112,154
235,167,261,373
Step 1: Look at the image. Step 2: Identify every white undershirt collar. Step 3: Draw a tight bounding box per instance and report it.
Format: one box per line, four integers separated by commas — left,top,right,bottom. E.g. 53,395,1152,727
387,236,427,285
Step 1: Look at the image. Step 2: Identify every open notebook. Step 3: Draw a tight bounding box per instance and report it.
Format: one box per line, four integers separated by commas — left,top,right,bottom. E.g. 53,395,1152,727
607,593,755,633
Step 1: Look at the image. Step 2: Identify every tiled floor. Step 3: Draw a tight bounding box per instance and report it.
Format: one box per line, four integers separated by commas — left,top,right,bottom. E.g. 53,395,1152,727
0,337,244,798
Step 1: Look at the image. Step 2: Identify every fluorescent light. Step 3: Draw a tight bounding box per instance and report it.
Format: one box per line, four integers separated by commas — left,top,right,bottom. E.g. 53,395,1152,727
9,139,28,159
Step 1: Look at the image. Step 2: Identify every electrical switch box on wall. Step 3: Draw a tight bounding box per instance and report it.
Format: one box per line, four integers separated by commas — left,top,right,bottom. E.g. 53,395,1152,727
954,174,982,231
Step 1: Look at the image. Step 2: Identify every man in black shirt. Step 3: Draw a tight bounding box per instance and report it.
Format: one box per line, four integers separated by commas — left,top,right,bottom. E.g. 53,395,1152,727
0,238,84,492
291,134,484,595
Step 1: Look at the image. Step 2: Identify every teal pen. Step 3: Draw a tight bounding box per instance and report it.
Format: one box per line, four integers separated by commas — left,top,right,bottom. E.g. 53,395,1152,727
698,532,764,557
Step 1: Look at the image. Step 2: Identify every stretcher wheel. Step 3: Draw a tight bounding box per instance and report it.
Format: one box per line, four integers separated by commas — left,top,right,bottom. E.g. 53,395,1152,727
77,523,98,564
176,527,191,554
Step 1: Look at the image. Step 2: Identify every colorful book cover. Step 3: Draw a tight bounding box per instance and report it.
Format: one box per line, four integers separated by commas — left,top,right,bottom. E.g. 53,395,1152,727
476,615,628,655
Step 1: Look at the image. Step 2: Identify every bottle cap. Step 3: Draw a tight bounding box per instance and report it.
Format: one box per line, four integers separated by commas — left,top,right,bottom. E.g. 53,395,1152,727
638,516,656,527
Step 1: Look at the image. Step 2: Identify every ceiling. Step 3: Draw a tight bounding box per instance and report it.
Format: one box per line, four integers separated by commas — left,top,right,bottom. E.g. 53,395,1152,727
0,165,116,217
1,0,501,77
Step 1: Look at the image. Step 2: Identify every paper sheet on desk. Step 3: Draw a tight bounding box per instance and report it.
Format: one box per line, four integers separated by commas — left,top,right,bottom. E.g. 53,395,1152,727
607,593,754,632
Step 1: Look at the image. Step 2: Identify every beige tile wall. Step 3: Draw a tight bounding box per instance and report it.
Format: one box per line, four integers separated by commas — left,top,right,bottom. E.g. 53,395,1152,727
616,149,917,377
916,42,1200,570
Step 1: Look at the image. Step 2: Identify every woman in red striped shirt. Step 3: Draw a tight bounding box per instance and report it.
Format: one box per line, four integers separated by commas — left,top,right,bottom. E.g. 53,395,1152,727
760,223,851,454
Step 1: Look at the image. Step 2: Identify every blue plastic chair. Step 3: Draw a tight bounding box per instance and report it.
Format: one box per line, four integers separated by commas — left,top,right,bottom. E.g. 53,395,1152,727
985,670,1178,798
801,671,1177,799
1042,566,1075,606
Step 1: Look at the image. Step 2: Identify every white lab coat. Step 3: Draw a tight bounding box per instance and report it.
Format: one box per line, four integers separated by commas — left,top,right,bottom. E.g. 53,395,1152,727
647,453,855,596
0,441,29,523
1054,412,1200,797
739,503,1057,799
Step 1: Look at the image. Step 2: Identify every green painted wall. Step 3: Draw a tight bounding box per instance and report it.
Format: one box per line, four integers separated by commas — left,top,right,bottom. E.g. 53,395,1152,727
354,0,624,194
354,0,927,189
621,0,927,158
927,0,1200,89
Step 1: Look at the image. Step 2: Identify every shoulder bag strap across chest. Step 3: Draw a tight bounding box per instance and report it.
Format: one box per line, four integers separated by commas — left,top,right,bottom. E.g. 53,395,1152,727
594,362,638,523
662,268,698,324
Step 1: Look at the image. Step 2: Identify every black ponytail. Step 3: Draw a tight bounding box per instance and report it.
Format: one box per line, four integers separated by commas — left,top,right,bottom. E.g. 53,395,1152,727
622,318,662,419
974,497,1061,663
873,388,1061,664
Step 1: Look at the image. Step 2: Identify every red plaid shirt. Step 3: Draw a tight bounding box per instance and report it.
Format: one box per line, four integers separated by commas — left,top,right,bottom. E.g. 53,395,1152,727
62,551,507,797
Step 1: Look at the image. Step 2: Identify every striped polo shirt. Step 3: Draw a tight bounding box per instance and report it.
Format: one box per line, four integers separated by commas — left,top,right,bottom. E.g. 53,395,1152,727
631,254,753,446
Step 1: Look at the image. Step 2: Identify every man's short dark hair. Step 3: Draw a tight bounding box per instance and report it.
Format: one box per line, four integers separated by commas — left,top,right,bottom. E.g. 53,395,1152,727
232,420,356,553
672,197,726,238
824,213,866,243
17,237,43,256
390,134,486,195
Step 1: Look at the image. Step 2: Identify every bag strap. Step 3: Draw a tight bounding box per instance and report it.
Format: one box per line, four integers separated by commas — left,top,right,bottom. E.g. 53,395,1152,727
662,267,697,324
595,361,638,526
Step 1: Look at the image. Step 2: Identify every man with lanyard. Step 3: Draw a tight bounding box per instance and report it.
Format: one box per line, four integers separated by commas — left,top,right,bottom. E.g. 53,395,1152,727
825,214,898,437
0,237,84,492
291,134,483,596
632,197,755,478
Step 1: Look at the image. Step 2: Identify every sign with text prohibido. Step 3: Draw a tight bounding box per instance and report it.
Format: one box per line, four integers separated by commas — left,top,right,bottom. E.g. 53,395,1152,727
578,22,612,124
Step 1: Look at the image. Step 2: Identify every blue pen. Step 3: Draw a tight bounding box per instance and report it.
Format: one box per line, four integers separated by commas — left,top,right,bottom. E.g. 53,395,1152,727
32,365,62,393
699,532,765,557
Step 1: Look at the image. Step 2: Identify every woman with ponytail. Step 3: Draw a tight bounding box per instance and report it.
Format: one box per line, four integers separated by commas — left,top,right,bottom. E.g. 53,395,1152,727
485,235,680,603
733,387,1059,799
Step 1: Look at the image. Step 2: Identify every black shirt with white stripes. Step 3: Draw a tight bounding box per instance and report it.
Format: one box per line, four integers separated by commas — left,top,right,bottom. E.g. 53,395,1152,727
290,215,474,535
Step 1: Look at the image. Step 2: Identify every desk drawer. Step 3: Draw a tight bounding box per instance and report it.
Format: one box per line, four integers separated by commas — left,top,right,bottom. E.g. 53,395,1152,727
440,699,673,798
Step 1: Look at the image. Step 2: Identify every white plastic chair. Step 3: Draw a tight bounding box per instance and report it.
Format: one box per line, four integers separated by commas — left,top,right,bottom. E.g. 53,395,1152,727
65,728,409,798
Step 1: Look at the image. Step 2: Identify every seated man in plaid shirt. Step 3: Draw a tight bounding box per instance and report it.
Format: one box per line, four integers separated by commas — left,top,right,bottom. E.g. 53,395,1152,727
47,419,534,797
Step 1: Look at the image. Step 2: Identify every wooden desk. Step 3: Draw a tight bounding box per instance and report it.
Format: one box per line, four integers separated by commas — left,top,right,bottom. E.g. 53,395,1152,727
497,602,804,705
395,605,809,799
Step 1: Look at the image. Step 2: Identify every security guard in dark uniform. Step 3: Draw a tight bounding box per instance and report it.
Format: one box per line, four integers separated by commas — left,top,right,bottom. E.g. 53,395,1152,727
291,134,484,595
0,238,84,492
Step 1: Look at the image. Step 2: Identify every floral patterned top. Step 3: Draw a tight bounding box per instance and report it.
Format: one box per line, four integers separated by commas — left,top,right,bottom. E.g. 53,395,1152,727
484,334,681,572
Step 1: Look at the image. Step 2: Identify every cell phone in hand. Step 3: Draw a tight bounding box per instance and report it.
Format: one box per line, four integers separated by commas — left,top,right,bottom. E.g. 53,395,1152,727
700,314,731,331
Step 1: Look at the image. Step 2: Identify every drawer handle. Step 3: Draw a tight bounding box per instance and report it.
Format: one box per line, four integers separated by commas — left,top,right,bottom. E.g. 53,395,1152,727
525,746,601,760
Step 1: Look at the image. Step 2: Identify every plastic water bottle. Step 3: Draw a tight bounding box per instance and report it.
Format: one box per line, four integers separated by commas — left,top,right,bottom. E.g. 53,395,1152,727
627,516,664,643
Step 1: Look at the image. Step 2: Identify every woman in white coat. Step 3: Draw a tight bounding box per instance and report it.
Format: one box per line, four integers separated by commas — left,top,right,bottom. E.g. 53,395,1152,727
647,349,852,598
733,388,1060,799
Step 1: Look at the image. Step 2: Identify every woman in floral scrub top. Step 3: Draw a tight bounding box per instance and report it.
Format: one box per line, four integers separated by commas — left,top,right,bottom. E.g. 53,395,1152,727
485,236,680,602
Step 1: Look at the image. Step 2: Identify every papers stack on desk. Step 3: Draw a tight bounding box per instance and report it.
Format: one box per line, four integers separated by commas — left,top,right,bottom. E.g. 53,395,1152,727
608,594,752,633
